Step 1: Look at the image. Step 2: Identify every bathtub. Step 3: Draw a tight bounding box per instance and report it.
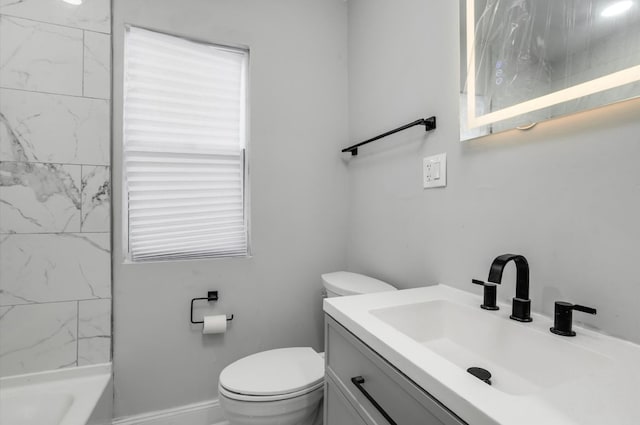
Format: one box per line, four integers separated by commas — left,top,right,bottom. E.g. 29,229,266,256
0,363,112,425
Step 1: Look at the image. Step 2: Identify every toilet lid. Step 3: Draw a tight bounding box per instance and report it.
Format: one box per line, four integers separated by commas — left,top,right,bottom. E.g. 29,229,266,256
219,347,324,397
322,271,396,296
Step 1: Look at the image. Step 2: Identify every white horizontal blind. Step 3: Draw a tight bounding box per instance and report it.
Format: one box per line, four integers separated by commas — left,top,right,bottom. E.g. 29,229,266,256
123,26,248,262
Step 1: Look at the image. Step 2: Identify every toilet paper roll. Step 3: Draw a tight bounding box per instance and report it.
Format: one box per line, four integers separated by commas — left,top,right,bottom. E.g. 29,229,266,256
202,315,227,335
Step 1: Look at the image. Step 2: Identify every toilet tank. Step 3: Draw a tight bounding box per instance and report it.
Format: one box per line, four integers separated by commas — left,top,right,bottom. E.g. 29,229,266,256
321,271,397,298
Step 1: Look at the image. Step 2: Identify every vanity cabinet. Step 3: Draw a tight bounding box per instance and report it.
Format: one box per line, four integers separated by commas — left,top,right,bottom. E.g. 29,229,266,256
324,315,467,425
325,375,369,425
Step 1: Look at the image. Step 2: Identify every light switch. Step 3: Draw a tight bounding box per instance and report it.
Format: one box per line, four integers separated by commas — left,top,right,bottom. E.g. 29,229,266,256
423,153,447,189
432,162,441,180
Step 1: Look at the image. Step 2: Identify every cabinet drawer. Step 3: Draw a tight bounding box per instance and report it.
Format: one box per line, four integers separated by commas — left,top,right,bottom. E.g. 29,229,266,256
325,315,466,425
325,375,369,425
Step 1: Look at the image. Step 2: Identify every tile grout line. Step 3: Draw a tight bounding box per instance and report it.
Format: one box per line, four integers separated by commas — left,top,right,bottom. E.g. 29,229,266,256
0,160,110,168
0,232,110,235
80,164,84,232
1,297,112,308
0,12,111,35
82,30,86,97
0,85,112,101
76,300,80,366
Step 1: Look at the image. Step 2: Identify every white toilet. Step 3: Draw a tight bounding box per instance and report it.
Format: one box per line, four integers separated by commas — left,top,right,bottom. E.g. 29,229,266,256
218,271,397,425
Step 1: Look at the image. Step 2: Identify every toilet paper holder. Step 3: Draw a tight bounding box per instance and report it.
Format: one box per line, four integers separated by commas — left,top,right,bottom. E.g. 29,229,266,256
190,291,234,324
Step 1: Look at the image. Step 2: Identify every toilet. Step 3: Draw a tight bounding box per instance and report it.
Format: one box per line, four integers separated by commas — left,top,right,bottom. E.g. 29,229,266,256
218,271,397,425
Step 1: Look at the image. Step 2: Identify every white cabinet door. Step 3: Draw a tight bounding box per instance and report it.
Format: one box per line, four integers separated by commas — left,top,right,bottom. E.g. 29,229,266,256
325,376,369,425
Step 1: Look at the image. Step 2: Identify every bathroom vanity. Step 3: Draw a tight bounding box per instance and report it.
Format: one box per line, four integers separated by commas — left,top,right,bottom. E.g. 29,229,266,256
324,315,465,425
323,285,640,425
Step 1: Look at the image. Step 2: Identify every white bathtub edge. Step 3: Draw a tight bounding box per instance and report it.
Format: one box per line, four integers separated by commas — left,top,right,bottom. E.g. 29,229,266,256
0,363,113,425
0,363,112,388
112,399,227,425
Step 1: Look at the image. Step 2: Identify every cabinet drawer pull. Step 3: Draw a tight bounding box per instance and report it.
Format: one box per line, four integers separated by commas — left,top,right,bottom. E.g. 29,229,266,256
351,376,398,425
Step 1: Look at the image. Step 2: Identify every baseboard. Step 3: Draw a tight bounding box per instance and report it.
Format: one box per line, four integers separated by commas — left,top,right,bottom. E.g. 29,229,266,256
112,399,228,425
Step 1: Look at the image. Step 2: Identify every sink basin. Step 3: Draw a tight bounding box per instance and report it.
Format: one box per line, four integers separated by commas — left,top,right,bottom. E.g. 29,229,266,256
370,299,611,395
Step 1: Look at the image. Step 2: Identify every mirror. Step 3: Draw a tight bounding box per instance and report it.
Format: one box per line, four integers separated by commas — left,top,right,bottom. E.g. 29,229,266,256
460,0,640,141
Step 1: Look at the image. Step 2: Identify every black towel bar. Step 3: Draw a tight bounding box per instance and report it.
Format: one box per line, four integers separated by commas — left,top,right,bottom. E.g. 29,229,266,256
342,116,436,156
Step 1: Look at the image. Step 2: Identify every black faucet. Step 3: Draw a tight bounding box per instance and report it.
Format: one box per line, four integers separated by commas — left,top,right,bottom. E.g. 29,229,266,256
486,254,532,322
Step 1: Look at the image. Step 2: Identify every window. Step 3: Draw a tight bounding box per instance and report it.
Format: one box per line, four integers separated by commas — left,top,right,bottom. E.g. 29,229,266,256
123,26,249,262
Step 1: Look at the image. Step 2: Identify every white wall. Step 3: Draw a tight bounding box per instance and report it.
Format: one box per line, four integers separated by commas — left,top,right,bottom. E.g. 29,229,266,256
347,0,640,344
112,0,349,418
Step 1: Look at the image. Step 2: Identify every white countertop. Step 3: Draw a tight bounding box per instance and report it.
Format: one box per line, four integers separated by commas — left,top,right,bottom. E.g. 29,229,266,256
323,284,640,425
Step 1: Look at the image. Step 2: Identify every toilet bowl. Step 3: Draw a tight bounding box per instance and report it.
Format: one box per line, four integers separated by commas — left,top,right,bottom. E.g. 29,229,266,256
219,387,323,425
218,272,397,425
218,347,324,425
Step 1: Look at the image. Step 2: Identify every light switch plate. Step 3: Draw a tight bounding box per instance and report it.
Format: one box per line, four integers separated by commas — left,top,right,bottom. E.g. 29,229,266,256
423,153,447,188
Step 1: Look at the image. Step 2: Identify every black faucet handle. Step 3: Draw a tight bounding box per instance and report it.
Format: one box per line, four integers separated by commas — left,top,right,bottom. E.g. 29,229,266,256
472,279,499,311
550,301,597,337
573,304,597,315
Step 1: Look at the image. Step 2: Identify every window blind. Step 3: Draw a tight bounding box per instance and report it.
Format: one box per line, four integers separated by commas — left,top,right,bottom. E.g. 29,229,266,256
123,26,249,262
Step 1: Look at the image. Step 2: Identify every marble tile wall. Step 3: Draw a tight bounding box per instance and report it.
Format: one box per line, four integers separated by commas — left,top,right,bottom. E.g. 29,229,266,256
0,0,112,377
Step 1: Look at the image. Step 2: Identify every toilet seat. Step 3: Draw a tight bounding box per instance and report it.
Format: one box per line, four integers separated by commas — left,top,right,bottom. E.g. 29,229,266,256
219,347,324,402
219,380,324,402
